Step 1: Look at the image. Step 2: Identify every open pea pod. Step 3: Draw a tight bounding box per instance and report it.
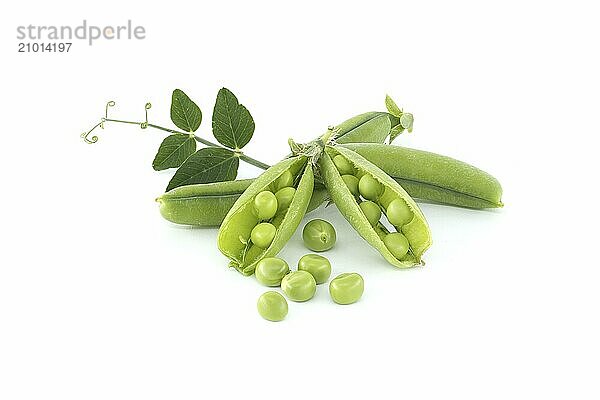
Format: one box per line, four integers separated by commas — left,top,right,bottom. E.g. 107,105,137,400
319,146,432,268
217,156,314,275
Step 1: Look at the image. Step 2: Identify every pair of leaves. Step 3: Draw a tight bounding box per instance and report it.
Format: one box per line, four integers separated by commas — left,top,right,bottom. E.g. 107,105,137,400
385,94,414,144
153,88,255,191
153,90,203,171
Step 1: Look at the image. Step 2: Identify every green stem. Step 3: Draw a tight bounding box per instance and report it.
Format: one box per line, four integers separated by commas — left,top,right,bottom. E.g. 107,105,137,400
102,118,271,171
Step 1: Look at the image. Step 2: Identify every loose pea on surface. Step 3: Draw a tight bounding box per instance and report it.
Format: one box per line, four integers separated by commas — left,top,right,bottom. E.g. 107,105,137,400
281,270,317,302
251,222,276,248
257,291,288,322
298,254,331,284
254,191,278,220
274,170,294,191
302,219,337,252
383,232,410,259
359,200,382,227
341,175,360,196
275,187,296,213
333,155,354,175
329,273,364,305
386,198,413,227
255,257,290,286
358,174,383,201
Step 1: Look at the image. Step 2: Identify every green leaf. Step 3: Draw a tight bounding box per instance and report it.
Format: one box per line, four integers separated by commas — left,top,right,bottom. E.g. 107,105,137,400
166,147,239,191
212,88,255,150
388,125,405,144
385,94,403,117
152,134,196,171
170,89,202,132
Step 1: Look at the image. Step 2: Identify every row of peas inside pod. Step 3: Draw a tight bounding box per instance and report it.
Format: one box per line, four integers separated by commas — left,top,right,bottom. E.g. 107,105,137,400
256,246,365,321
319,146,432,267
217,156,315,275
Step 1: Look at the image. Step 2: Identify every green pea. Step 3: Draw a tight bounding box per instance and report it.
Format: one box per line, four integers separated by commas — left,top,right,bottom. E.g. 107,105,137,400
251,222,276,248
333,154,354,175
374,225,388,241
274,170,294,191
329,273,364,305
281,270,316,302
359,200,381,227
341,175,359,196
358,174,383,201
275,187,296,213
255,257,290,286
302,219,337,252
257,291,288,321
386,199,413,227
254,191,278,220
298,254,331,284
383,232,410,259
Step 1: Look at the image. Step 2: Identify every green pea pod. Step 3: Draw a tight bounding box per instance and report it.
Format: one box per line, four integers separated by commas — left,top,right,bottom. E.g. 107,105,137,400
157,180,328,226
319,146,432,268
156,179,254,226
334,112,392,144
217,156,314,275
341,143,503,209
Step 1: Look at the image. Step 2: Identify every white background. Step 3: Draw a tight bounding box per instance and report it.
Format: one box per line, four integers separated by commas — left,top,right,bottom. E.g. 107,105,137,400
1,1,599,399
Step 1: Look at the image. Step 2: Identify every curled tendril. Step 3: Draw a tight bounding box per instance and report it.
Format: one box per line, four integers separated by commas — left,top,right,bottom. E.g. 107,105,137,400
141,102,152,129
101,101,116,128
81,121,103,144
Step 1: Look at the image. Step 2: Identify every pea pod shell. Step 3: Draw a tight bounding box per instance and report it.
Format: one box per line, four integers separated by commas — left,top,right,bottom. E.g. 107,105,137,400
157,180,328,226
320,146,432,268
156,179,254,226
334,112,392,144
342,143,503,209
217,156,314,275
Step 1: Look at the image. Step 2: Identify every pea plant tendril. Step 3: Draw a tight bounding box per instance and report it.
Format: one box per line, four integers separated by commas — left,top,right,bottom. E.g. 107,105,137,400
81,88,272,192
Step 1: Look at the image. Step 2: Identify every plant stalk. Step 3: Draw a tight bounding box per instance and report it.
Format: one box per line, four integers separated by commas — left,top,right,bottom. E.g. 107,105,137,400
102,118,271,170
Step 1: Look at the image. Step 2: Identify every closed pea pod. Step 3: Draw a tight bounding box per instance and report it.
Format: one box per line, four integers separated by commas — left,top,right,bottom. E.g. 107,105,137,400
342,143,503,209
156,179,254,226
217,156,314,275
333,112,393,144
319,146,432,268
